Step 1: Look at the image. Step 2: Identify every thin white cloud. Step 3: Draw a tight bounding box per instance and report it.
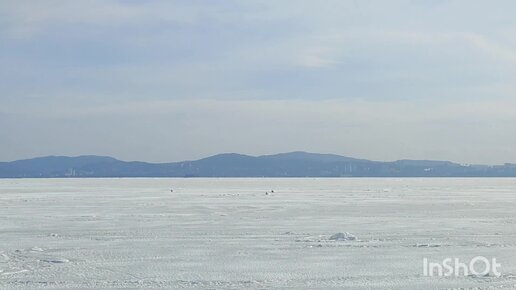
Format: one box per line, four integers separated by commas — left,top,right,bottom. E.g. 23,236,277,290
463,33,516,62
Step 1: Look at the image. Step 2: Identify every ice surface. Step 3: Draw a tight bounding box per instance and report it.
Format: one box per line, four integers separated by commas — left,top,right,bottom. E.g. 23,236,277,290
1,178,516,289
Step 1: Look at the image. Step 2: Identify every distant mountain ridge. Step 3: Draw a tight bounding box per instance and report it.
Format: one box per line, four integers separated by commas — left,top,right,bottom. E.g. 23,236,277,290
1,151,516,178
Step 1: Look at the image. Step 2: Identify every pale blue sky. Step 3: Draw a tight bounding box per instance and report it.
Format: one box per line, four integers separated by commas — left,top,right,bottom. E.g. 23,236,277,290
1,0,516,164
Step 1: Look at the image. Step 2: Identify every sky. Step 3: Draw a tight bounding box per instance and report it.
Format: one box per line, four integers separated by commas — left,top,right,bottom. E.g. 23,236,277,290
1,0,516,164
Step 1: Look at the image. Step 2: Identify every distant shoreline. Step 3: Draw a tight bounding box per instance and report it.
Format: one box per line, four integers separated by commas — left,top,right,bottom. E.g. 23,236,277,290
2,152,516,178
2,176,516,179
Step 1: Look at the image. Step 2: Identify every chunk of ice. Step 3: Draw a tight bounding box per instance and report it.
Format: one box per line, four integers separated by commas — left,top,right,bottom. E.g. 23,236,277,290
329,232,356,241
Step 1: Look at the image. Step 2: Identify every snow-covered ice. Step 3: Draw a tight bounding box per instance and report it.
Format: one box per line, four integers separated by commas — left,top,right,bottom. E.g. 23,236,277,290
1,178,516,289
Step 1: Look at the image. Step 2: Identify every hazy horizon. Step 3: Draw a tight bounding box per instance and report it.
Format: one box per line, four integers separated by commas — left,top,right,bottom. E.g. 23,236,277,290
2,1,516,164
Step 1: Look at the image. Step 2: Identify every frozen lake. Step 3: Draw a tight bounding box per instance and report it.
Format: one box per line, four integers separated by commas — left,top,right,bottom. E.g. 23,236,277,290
1,178,516,289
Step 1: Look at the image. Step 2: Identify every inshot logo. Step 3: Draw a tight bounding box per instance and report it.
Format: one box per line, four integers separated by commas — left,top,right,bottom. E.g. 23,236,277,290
423,256,501,277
